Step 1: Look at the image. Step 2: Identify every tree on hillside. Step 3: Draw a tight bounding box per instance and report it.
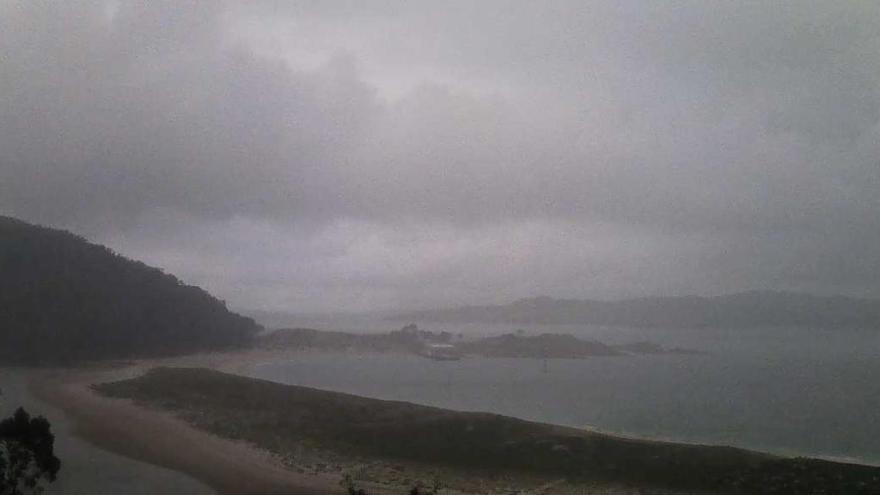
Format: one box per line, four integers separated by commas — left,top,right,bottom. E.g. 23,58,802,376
0,216,261,364
0,408,61,495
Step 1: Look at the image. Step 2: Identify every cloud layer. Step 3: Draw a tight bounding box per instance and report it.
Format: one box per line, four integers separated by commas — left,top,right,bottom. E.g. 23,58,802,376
2,1,879,310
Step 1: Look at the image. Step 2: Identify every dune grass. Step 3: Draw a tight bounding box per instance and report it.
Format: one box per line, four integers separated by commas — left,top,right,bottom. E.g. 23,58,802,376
96,367,880,494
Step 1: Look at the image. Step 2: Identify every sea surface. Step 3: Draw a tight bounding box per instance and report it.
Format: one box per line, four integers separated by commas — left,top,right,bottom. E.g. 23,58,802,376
0,369,213,495
248,318,880,465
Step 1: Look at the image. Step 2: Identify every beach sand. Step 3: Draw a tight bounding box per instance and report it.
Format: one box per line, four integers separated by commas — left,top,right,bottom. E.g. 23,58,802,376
25,351,790,495
28,352,399,495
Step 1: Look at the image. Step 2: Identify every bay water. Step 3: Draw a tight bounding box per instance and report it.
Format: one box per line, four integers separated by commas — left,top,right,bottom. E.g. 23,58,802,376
248,320,880,465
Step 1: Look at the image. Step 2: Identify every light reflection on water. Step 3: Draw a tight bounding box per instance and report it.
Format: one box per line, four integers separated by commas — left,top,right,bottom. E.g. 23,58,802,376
248,322,880,465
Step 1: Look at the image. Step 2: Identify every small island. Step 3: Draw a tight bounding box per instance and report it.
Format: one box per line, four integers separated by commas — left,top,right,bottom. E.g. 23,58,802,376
4,216,876,495
259,325,702,360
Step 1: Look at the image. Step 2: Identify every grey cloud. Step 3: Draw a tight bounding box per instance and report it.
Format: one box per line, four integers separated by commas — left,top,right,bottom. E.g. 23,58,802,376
1,1,878,310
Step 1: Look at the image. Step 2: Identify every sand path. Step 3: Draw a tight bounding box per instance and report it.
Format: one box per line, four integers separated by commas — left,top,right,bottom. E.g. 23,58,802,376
29,357,396,495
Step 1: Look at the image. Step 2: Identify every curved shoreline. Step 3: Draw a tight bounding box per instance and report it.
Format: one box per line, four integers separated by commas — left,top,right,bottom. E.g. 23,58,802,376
24,349,880,495
91,365,880,495
27,360,394,495
247,351,880,468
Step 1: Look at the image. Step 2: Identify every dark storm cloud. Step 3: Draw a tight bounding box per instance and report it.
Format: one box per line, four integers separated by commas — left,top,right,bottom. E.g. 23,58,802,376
1,1,878,310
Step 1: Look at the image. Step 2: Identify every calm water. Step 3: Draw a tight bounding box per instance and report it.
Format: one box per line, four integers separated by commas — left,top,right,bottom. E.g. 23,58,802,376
249,321,880,465
0,370,213,495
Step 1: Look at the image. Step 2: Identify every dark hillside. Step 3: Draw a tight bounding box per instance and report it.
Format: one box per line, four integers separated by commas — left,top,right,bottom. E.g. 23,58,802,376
0,216,260,364
458,332,620,358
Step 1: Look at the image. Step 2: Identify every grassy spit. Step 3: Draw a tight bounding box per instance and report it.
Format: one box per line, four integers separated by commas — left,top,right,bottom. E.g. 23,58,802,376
96,367,880,495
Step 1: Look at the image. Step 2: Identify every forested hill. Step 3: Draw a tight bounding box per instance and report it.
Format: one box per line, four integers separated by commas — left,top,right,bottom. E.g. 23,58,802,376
0,216,260,364
396,292,880,329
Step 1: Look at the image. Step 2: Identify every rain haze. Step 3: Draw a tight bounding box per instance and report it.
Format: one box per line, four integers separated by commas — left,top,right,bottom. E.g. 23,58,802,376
4,3,880,495
2,1,879,312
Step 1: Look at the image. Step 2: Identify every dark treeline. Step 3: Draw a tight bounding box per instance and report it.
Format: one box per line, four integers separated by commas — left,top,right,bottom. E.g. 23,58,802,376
456,332,620,358
258,324,455,352
0,407,60,494
0,216,260,365
260,326,698,358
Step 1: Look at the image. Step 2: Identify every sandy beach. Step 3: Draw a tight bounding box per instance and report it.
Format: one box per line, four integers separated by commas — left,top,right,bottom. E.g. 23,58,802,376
27,352,398,495
25,350,880,495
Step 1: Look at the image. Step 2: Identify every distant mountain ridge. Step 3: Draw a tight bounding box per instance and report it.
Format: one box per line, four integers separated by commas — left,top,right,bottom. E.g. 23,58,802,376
0,216,261,364
396,291,880,329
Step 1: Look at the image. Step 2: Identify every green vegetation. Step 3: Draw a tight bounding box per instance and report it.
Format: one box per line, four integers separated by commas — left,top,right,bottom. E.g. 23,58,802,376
342,476,443,495
0,408,60,495
260,327,700,359
97,367,880,494
259,324,453,353
0,216,260,364
457,332,619,358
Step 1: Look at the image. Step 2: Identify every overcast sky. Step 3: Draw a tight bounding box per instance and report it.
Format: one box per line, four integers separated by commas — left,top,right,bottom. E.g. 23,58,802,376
2,1,879,311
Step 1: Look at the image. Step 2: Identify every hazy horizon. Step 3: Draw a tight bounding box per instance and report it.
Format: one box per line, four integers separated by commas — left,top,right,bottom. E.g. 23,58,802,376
2,1,879,312
236,288,880,317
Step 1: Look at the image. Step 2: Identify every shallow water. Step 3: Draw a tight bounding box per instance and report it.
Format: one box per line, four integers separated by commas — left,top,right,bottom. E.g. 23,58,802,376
249,321,880,465
0,369,213,495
